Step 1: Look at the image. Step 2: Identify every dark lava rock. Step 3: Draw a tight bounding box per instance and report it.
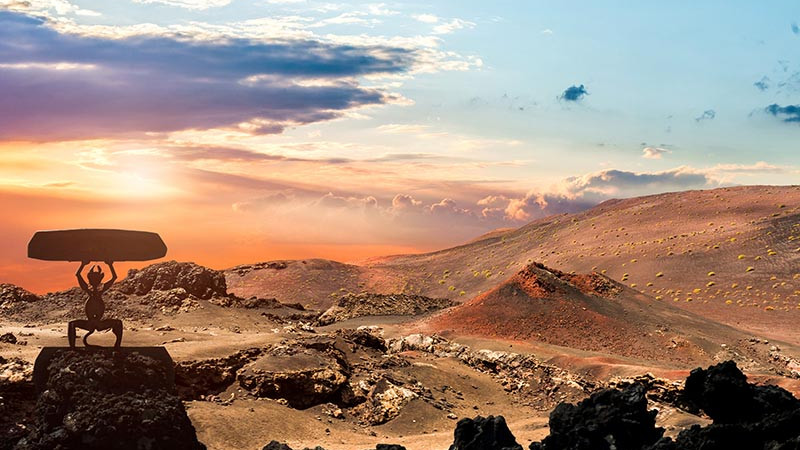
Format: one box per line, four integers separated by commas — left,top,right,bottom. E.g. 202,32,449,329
116,260,227,300
175,348,263,400
263,442,293,450
0,356,35,450
237,338,350,409
334,328,387,352
449,415,522,450
682,360,798,424
649,361,800,450
529,384,663,450
0,332,17,344
260,444,328,450
15,349,205,450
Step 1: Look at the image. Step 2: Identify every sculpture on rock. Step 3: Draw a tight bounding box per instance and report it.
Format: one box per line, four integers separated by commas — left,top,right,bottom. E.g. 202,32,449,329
28,228,167,349
69,260,122,348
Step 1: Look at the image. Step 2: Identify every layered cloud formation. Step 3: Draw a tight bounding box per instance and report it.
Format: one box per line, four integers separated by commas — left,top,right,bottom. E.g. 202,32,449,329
0,11,421,140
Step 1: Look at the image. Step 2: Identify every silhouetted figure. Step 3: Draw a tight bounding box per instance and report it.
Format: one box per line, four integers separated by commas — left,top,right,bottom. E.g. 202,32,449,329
68,260,123,348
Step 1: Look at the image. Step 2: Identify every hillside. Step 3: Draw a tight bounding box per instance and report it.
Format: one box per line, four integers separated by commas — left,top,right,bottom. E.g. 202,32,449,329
226,185,800,343
423,262,780,368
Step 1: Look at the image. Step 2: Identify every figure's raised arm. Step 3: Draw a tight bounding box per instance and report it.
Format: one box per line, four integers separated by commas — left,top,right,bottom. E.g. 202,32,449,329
103,261,117,292
76,261,89,291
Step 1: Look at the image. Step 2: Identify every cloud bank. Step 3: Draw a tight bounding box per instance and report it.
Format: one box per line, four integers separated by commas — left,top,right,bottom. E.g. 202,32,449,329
0,11,421,140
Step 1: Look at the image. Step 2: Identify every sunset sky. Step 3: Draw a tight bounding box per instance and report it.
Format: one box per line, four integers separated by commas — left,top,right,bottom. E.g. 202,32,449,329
1,0,799,293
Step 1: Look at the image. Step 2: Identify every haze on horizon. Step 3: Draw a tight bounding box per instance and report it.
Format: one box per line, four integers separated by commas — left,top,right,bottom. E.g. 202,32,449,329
1,0,798,293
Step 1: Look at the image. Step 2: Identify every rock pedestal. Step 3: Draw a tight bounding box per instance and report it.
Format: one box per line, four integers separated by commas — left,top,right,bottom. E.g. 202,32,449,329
17,347,204,450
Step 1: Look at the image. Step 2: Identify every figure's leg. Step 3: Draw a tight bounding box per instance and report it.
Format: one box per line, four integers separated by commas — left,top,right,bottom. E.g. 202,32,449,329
112,320,123,348
68,320,77,347
96,319,123,348
69,320,92,348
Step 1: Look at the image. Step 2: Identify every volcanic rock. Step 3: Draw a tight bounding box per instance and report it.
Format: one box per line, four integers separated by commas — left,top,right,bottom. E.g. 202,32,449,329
237,340,349,408
529,384,663,450
210,295,282,309
14,349,204,450
355,377,418,425
260,443,328,450
0,356,34,450
316,293,455,326
449,415,522,450
646,361,800,449
0,284,39,306
682,359,798,423
262,442,293,450
175,348,263,400
116,260,227,300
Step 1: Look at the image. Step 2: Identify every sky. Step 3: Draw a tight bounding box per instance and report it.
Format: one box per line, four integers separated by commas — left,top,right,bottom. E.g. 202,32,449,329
1,0,799,292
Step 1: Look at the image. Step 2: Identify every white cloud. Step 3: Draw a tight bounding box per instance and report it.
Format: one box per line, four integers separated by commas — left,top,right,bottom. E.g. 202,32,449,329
2,0,101,16
131,0,232,10
413,14,439,23
642,147,670,159
432,18,475,35
366,3,398,16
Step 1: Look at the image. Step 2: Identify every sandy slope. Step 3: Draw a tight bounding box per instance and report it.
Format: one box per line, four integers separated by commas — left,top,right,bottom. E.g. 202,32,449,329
227,185,800,343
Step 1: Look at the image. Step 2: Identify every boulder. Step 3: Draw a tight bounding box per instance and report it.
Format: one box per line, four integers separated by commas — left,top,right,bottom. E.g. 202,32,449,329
355,378,417,425
530,384,663,450
449,415,522,450
682,360,798,424
237,340,350,409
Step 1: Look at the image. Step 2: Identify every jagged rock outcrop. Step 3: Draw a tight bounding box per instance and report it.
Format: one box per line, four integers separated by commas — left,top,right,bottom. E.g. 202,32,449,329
354,377,418,425
681,359,797,423
449,415,522,450
210,295,282,309
0,284,40,317
177,336,353,409
14,350,204,450
0,356,34,450
260,443,328,450
175,348,264,400
116,260,227,300
388,334,592,409
237,338,350,409
647,360,800,449
529,361,800,450
316,293,455,326
0,284,39,306
529,384,663,450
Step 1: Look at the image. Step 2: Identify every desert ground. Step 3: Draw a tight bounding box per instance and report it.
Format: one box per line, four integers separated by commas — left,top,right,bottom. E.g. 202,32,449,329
2,185,800,449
